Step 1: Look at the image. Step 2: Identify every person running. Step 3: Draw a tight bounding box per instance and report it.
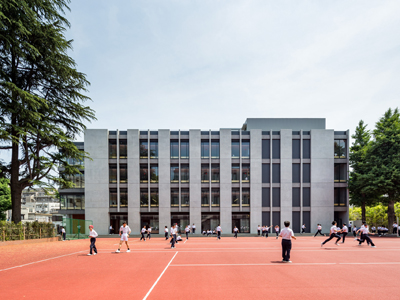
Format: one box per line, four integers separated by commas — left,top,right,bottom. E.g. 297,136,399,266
314,224,324,237
185,225,190,240
170,224,177,249
116,222,131,253
257,225,261,236
261,226,265,237
164,226,169,240
321,221,342,247
140,226,147,241
87,225,98,256
216,224,222,240
192,223,196,234
233,226,239,238
279,221,297,263
146,227,152,240
275,225,280,239
356,222,370,246
357,223,376,247
341,223,348,243
301,224,306,234
265,225,272,238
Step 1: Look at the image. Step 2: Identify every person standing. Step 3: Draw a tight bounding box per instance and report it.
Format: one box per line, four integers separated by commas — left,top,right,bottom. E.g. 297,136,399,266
216,225,222,240
393,222,398,234
109,225,113,235
233,226,239,238
257,225,261,236
146,226,152,240
274,225,280,239
301,224,306,234
314,224,324,237
192,223,196,234
321,221,342,247
185,225,190,240
116,222,131,253
265,225,272,238
61,227,66,241
279,221,297,263
341,223,348,243
261,226,266,237
170,224,177,249
140,226,147,241
164,226,169,240
87,225,98,256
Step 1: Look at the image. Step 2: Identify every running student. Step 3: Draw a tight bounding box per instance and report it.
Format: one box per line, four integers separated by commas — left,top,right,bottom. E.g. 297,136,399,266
265,225,272,238
262,226,266,237
275,225,280,239
341,223,348,243
185,225,190,239
357,222,376,247
164,226,169,240
216,225,222,240
170,224,177,249
233,226,239,238
314,224,324,237
116,222,131,253
301,224,306,234
87,225,98,256
140,226,147,241
279,221,297,263
146,227,152,240
321,221,342,247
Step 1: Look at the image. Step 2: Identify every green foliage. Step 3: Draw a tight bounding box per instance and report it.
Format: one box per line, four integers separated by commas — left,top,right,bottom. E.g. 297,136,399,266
0,221,55,241
349,207,361,221
350,204,388,227
0,177,11,220
395,202,400,219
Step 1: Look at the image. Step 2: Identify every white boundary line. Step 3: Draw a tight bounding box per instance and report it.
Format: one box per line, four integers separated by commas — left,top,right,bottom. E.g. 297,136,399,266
142,251,178,300
96,248,399,252
170,262,400,267
0,250,86,272
184,239,188,244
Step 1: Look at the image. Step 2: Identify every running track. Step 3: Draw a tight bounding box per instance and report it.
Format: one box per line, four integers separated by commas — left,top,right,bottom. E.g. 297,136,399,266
1,236,399,299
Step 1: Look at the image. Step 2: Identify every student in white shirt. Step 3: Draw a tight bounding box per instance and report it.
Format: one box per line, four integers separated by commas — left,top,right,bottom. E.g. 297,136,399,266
265,225,272,238
261,226,266,237
321,221,342,247
109,225,113,235
146,227,152,240
314,224,324,237
233,226,239,238
61,227,66,241
393,222,398,234
116,222,131,253
185,225,190,240
88,225,98,256
279,221,297,263
357,222,376,247
170,224,177,249
164,226,169,240
274,225,280,239
341,223,348,243
257,225,261,236
301,224,306,234
192,223,196,234
140,226,147,241
357,223,370,245
216,225,222,240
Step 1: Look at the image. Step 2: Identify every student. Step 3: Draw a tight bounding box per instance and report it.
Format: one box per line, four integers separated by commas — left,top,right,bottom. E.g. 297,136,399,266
185,225,190,240
314,224,324,237
87,225,98,256
164,226,169,240
140,226,147,241
279,221,297,263
357,223,376,247
146,227,152,240
202,230,206,235
116,222,131,253
321,221,342,247
61,227,66,241
353,225,358,240
393,222,398,234
341,223,348,243
274,225,280,239
216,224,222,240
192,223,196,234
371,226,376,233
176,235,182,241
301,224,306,234
207,230,212,237
233,226,239,238
356,222,370,246
170,224,177,249
265,225,272,238
109,225,113,235
257,225,261,236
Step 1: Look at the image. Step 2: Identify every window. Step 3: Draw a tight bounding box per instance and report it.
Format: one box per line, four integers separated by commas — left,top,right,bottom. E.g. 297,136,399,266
150,189,158,207
109,189,117,208
120,189,127,208
292,164,300,183
181,188,189,207
140,189,148,207
272,188,280,207
119,140,127,159
181,165,189,183
180,140,189,158
242,141,250,158
262,164,270,183
150,165,158,183
150,140,158,158
201,141,209,158
242,164,250,182
232,188,240,206
292,187,300,207
211,165,220,182
262,140,270,159
170,141,179,158
171,189,179,207
232,140,240,157
242,188,250,206
201,189,209,207
303,163,310,183
272,164,280,183
201,165,209,182
109,140,117,159
272,140,280,159
109,165,117,183
292,139,300,159
334,140,346,158
232,213,250,233
170,165,179,183
211,189,220,206
61,173,84,189
334,188,346,206
303,187,310,207
211,141,219,158
232,164,240,182
262,188,270,207
140,140,148,158
303,139,310,159
334,164,347,182
140,165,148,183
120,165,127,183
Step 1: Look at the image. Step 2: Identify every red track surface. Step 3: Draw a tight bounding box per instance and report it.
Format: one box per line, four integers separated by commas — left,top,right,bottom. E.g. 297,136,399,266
1,235,399,300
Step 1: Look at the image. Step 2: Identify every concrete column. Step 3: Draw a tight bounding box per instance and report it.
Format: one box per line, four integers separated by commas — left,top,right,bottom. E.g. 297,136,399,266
127,129,140,233
220,129,232,232
189,130,201,230
158,130,171,232
250,129,262,234
280,129,292,227
84,129,109,235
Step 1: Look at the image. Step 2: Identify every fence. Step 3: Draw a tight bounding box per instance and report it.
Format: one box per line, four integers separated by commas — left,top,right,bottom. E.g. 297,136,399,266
62,218,93,240
0,221,55,242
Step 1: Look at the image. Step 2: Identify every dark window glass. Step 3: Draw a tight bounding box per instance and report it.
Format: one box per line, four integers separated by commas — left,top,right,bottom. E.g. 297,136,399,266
303,163,310,183
211,141,219,158
232,214,250,233
262,164,270,183
232,188,240,207
201,131,209,135
181,188,189,207
303,131,310,135
232,140,240,157
262,140,270,159
181,165,189,183
292,187,300,207
170,165,179,183
120,188,128,208
140,164,148,183
140,189,148,207
292,131,300,135
303,187,310,207
231,131,240,135
140,131,147,135
272,140,280,159
181,131,189,135
272,188,280,207
120,165,127,183
211,131,219,135
211,165,220,182
241,131,250,135
211,189,220,207
170,141,179,158
292,139,300,159
150,189,158,207
242,164,250,182
140,140,148,158
150,165,158,183
262,188,270,207
201,189,209,207
272,164,280,183
303,211,310,233
303,139,310,159
201,213,220,232
150,141,158,158
292,163,300,183
201,141,209,158
150,131,158,135
232,164,240,182
170,131,179,135
334,164,347,182
272,212,280,227
242,141,250,158
334,140,346,158
242,188,250,206
180,141,189,158
292,211,300,233
109,189,117,208
171,189,179,207
262,212,270,228
201,164,209,182
109,140,117,159
119,140,127,159
334,188,347,206
109,165,117,183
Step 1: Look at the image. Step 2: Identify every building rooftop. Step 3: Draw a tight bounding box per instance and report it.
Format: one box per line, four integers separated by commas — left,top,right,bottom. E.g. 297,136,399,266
242,118,326,131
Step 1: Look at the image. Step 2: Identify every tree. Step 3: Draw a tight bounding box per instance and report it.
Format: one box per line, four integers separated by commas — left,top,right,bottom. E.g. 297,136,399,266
349,206,361,222
0,1,95,223
0,177,11,220
366,204,387,228
367,108,400,232
349,120,377,221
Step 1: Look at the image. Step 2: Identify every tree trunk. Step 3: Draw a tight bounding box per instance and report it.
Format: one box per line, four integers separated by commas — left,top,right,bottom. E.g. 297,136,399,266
11,115,21,224
361,201,366,222
388,200,395,234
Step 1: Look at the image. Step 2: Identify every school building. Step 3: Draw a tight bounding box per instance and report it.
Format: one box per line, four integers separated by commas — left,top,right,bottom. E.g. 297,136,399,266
58,118,349,235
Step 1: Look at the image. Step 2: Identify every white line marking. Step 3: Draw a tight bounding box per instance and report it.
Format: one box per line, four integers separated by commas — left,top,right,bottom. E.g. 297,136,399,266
339,262,400,265
171,263,336,266
184,239,188,244
0,251,86,272
143,252,178,300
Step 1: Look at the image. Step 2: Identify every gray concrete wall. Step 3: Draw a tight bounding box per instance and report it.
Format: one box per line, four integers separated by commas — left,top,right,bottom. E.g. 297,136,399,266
250,129,262,233
244,118,326,131
220,129,232,232
84,129,109,235
158,130,171,232
189,130,202,231
280,129,292,228
127,129,140,233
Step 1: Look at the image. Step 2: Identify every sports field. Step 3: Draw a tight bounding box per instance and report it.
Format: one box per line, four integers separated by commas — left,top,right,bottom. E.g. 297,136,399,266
1,235,399,300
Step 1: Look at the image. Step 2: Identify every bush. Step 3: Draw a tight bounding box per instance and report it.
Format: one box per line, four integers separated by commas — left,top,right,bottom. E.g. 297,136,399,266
0,221,55,241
